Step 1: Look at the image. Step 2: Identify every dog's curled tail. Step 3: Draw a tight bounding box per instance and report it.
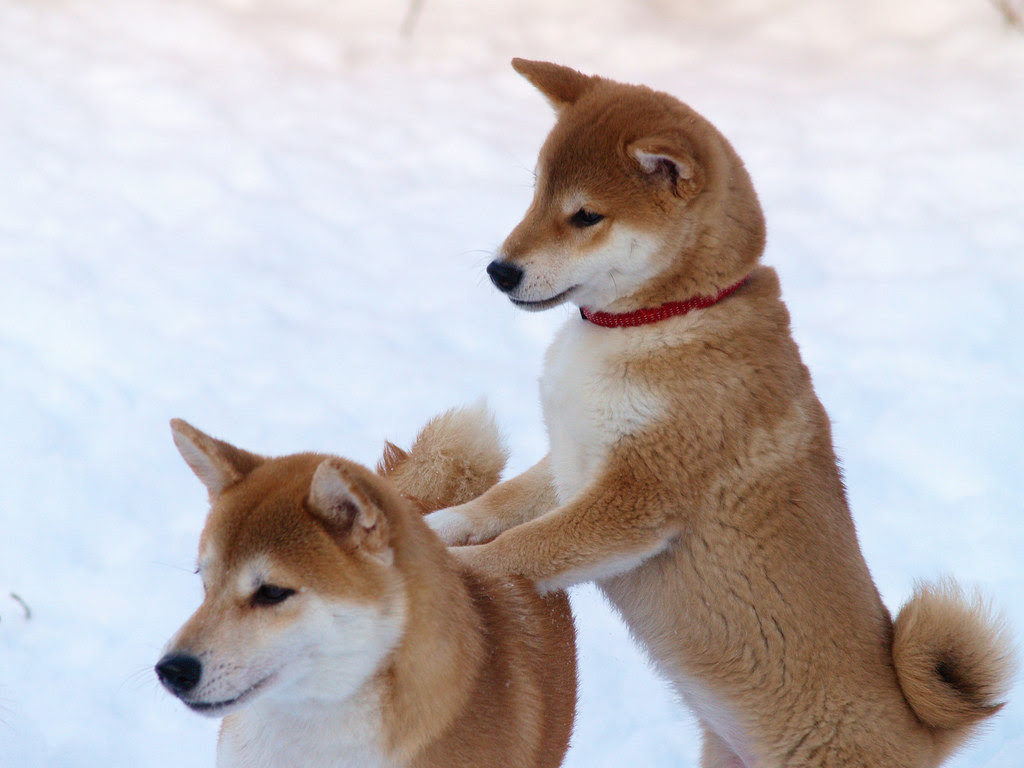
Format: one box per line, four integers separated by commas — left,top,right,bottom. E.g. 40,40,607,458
377,401,508,513
892,579,1014,739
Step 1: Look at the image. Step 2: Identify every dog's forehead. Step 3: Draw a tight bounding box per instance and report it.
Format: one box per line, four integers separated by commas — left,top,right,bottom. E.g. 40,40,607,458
538,87,681,189
200,453,330,569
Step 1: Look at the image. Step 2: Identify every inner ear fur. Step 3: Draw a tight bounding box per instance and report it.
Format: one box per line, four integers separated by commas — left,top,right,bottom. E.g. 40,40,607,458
310,459,392,564
512,58,595,111
628,137,705,199
170,418,263,499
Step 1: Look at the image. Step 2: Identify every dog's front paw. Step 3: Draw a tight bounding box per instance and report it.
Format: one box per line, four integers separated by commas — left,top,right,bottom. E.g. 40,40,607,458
425,506,477,545
447,543,498,576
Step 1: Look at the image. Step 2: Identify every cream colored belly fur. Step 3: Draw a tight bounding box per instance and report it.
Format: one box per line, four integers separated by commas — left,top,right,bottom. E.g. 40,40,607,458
543,316,751,758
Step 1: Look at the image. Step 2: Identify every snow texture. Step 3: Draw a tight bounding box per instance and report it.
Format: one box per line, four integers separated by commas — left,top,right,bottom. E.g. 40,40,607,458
1,0,1022,766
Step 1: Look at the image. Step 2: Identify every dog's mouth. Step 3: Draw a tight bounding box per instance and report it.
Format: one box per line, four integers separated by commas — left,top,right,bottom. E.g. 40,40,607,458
510,286,578,312
183,673,276,717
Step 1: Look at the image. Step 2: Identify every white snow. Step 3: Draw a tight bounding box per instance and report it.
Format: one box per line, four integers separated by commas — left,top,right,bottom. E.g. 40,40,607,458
1,0,1022,766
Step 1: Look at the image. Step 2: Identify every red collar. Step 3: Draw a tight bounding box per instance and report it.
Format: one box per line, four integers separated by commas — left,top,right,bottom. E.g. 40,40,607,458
579,277,749,328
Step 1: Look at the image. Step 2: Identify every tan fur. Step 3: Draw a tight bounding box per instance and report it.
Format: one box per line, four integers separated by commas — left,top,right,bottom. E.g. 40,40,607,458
432,60,1013,768
378,403,508,513
892,581,1014,736
498,58,765,313
160,407,575,768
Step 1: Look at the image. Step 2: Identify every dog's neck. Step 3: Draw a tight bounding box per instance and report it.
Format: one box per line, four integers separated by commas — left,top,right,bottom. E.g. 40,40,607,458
219,686,396,768
379,517,487,762
579,276,748,328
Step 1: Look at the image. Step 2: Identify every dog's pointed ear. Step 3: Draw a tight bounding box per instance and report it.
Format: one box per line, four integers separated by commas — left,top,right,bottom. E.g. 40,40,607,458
628,137,705,199
512,58,594,111
170,419,263,499
310,459,392,566
375,441,409,478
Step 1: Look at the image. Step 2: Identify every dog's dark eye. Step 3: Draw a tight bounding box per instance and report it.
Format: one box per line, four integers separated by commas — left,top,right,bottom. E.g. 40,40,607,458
251,584,296,607
570,208,604,228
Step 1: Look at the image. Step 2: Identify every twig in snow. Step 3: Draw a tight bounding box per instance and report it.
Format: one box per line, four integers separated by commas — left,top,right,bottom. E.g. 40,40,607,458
992,0,1024,30
9,593,31,621
401,0,425,38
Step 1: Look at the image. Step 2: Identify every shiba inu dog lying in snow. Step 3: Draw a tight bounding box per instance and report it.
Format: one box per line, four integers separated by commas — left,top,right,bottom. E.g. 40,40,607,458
427,59,1013,767
156,405,576,768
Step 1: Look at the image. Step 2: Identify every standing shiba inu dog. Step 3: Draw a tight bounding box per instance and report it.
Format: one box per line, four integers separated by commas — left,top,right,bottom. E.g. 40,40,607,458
156,405,576,768
427,60,1012,767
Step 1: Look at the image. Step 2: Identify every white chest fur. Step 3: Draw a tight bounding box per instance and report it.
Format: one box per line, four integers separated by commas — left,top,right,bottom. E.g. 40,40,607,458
218,685,398,768
540,316,667,504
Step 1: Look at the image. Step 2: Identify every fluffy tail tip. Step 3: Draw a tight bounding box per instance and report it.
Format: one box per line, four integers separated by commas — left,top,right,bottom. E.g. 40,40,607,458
378,400,507,512
893,579,1015,732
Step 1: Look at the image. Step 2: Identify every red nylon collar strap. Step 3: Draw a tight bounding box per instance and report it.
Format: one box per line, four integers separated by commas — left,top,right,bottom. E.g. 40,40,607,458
579,276,750,328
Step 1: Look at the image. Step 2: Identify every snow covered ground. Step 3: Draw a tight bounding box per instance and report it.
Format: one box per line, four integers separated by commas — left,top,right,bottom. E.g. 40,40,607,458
1,0,1022,765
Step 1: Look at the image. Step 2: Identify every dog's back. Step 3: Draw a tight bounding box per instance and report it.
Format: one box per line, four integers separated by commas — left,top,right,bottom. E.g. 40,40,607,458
380,405,576,768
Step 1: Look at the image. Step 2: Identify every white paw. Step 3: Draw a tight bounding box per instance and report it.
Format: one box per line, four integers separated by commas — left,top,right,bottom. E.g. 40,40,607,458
424,507,475,545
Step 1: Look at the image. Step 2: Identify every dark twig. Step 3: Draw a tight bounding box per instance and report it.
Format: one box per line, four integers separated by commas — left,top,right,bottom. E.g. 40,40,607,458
401,0,425,38
992,0,1024,30
9,593,31,621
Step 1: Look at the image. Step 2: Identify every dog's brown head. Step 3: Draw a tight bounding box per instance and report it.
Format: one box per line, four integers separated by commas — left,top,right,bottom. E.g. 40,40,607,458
490,59,765,313
156,420,406,718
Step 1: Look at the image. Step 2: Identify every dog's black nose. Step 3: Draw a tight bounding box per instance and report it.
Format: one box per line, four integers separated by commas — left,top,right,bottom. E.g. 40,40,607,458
486,260,524,293
156,653,203,696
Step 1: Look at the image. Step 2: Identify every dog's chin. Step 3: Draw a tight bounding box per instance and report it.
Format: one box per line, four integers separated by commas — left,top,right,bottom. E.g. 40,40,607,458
183,674,276,718
510,286,577,312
